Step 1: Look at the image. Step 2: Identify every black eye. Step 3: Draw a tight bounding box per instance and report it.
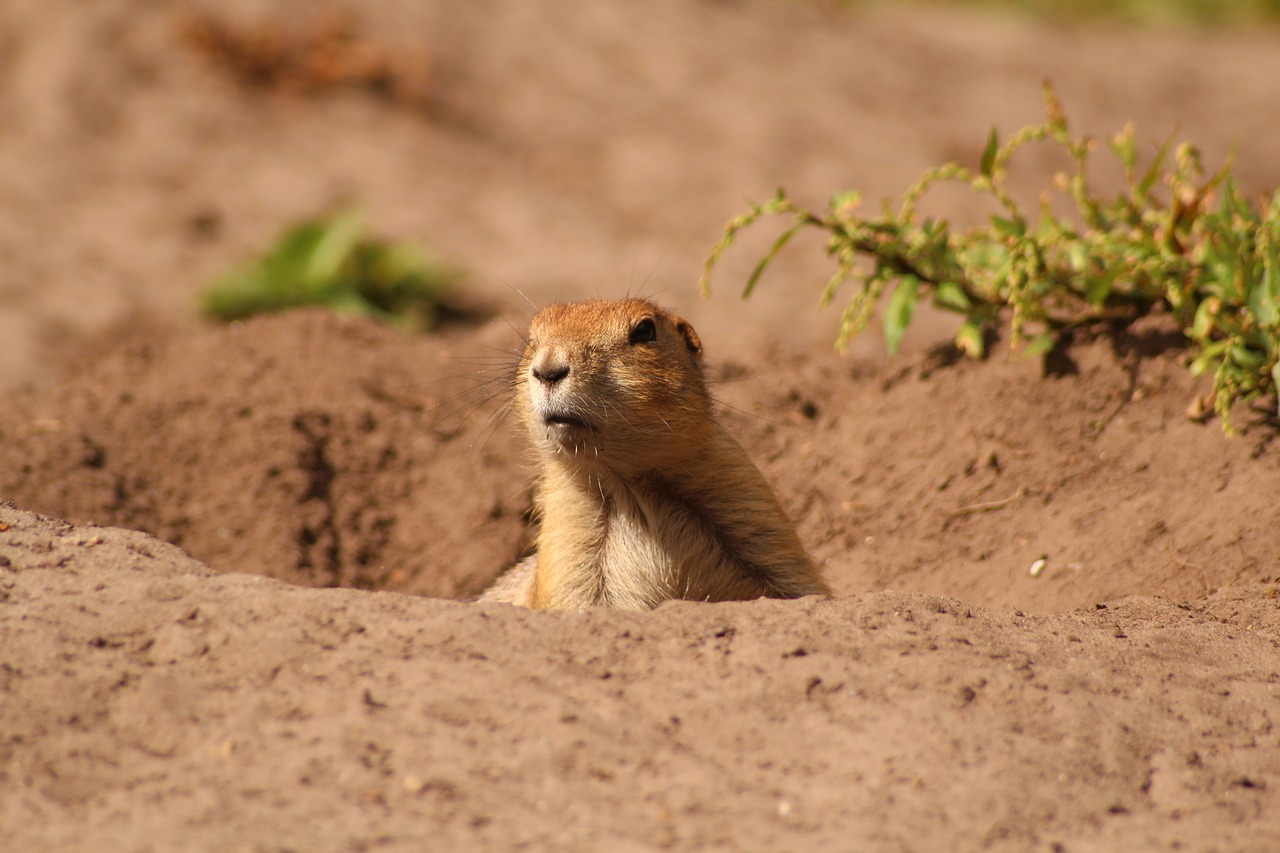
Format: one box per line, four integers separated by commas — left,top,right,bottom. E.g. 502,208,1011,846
628,317,657,345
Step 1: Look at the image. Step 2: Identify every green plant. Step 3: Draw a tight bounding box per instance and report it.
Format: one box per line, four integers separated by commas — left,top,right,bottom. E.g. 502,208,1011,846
200,211,459,332
835,0,1280,27
700,83,1280,432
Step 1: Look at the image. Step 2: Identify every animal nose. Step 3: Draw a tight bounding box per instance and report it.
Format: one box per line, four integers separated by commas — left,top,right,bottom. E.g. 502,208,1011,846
532,360,570,386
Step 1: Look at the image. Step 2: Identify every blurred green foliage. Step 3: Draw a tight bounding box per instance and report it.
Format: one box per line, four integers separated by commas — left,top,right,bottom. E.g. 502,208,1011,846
200,212,459,332
701,84,1280,432
834,0,1280,26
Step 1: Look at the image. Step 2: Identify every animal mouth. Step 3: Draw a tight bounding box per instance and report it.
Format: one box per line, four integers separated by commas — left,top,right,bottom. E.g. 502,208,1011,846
544,413,593,431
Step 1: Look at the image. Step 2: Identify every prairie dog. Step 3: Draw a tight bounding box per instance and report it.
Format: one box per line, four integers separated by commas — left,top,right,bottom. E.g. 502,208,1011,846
479,298,829,611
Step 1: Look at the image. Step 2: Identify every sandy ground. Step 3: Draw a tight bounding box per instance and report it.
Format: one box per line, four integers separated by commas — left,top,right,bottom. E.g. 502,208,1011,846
2,1,1280,850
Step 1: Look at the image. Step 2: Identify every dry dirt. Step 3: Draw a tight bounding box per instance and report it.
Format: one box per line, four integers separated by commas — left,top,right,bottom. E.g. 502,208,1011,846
2,1,1280,850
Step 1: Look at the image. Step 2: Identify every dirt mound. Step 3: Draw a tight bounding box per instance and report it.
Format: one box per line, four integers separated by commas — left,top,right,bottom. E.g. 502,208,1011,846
3,308,1277,615
3,503,1278,851
0,310,529,599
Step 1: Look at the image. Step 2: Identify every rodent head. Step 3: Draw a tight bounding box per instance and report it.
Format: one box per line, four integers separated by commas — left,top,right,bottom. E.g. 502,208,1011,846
517,298,712,474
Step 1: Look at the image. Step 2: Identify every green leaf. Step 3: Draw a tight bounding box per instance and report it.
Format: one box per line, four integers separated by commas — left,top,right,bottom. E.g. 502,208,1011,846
883,275,920,355
1023,332,1056,358
1042,81,1068,132
1272,363,1280,417
1138,131,1175,200
1189,339,1230,376
1066,243,1089,273
980,127,999,178
1269,240,1280,303
199,212,456,329
1253,247,1280,327
933,281,972,313
1109,123,1137,173
1085,274,1113,306
955,320,985,359
830,190,863,221
1229,345,1264,370
991,216,1025,239
1250,277,1277,328
1191,298,1217,340
819,267,850,307
305,213,363,284
743,224,801,298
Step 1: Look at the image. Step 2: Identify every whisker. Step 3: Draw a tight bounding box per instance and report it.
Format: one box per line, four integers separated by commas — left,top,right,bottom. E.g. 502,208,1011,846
407,367,512,388
598,398,639,433
489,274,539,318
639,255,665,298
426,373,509,408
436,354,522,369
708,394,790,428
468,399,516,461
499,312,531,348
469,340,529,358
706,373,761,385
428,380,512,429
471,394,517,442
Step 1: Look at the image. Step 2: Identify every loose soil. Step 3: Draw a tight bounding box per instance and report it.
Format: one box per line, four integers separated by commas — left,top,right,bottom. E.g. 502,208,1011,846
2,1,1279,850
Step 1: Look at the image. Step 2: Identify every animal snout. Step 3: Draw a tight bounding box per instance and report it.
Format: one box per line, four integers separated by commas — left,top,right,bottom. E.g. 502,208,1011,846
531,357,570,386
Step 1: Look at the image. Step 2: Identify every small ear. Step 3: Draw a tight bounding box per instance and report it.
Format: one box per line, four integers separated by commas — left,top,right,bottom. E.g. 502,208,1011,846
674,318,702,360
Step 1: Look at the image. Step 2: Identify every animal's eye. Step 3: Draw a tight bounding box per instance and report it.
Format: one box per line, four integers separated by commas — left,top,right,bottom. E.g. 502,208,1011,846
628,317,657,345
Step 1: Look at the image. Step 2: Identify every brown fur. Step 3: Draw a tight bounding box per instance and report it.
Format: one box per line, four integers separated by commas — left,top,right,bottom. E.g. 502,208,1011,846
478,298,829,611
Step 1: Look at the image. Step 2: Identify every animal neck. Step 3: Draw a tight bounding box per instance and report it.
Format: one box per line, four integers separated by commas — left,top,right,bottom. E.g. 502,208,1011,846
531,432,817,611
